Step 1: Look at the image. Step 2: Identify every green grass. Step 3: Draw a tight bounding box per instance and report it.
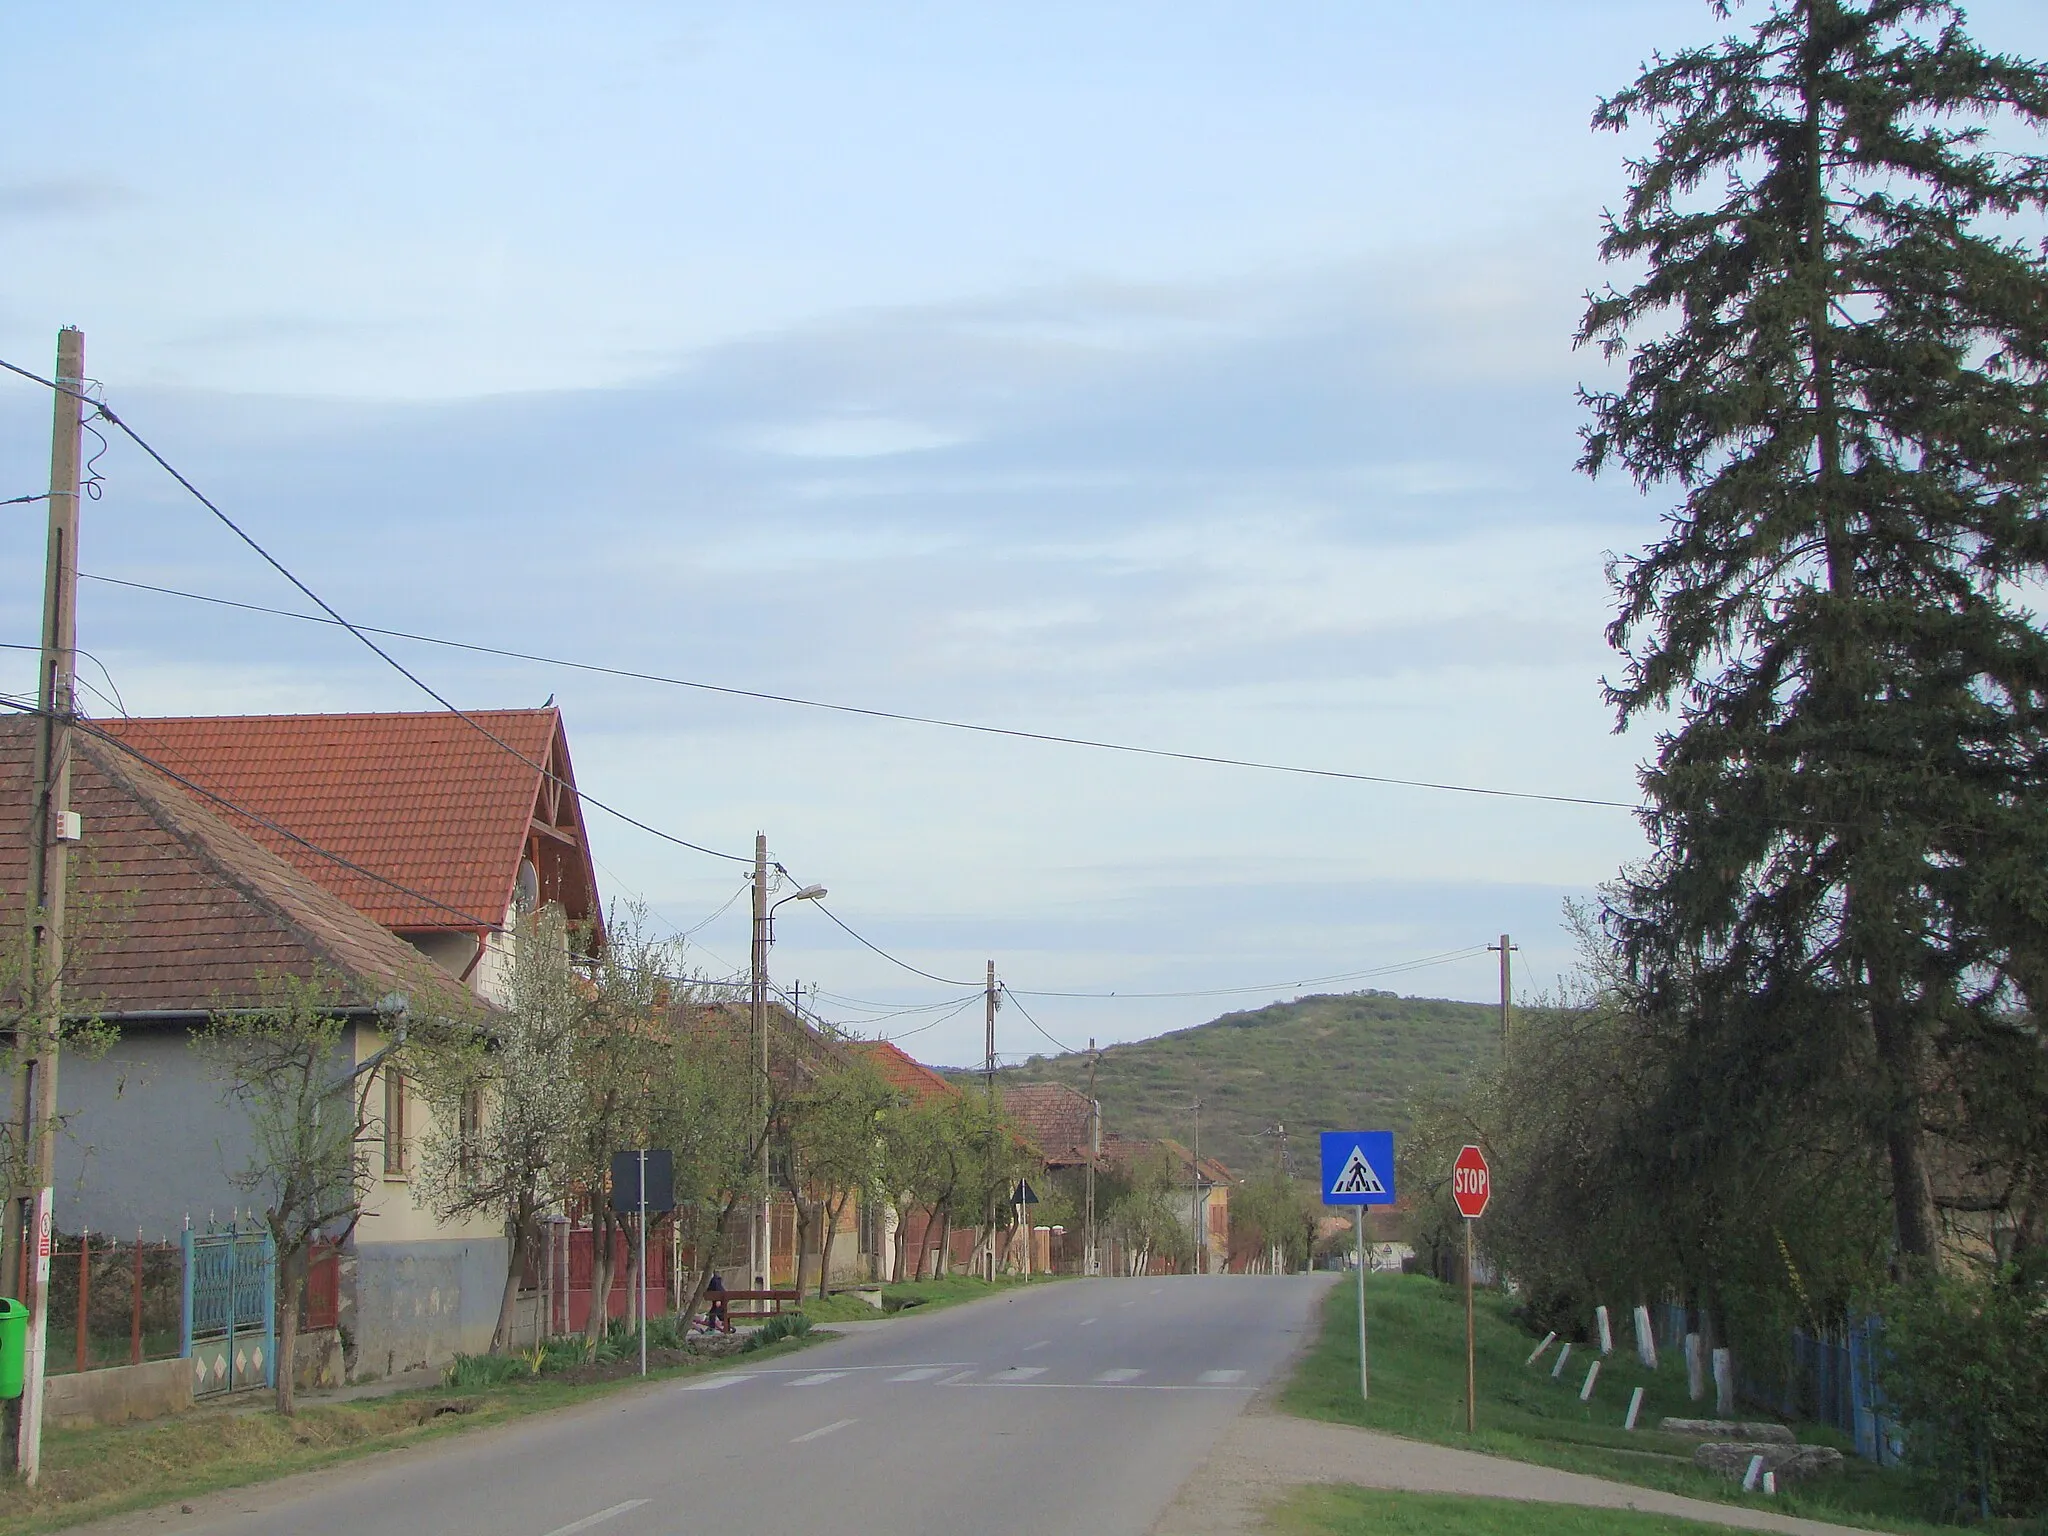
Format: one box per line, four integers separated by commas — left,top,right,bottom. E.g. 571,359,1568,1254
965,991,1498,1173
1265,1486,1786,1536
1283,1274,1945,1536
801,1272,1065,1324
0,1332,822,1536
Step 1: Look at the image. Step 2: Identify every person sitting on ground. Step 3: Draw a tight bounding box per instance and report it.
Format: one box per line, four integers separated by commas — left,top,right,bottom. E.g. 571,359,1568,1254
705,1271,732,1333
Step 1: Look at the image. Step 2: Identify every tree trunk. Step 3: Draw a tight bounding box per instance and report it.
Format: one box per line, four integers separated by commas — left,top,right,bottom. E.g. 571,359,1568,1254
790,1198,814,1299
491,1209,532,1354
1870,988,1941,1262
935,1208,953,1278
890,1205,907,1282
586,1216,617,1344
275,1252,302,1418
817,1195,847,1299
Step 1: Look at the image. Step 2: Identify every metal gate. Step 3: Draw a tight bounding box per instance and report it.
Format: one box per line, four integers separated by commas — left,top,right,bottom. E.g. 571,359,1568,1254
181,1224,275,1397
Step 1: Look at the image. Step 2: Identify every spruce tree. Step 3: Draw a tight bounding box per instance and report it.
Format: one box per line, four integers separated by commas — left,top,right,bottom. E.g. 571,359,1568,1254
1580,0,2048,1263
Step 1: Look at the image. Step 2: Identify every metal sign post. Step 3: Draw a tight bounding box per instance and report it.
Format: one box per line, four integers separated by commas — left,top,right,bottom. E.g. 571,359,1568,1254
1451,1143,1491,1433
1319,1132,1396,1403
610,1149,675,1378
637,1151,648,1378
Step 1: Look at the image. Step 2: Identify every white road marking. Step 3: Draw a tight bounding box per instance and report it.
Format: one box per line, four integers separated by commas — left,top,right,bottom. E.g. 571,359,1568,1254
937,1369,980,1384
681,1374,755,1391
995,1366,1047,1381
1095,1368,1144,1383
1118,1301,1135,1308
1080,1317,1098,1327
791,1417,858,1443
541,1502,647,1536
1148,1287,1163,1295
1022,1340,1050,1351
789,1371,850,1387
1199,1369,1245,1384
889,1367,948,1382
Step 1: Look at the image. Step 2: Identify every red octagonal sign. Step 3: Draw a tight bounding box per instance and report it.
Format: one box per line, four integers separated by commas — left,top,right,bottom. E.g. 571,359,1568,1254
1452,1144,1491,1220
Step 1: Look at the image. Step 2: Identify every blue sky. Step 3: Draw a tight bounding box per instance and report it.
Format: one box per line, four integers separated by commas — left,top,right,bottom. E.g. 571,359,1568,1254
6,2,2044,1065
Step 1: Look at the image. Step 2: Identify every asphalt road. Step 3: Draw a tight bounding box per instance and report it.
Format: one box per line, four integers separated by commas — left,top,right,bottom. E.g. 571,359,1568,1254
122,1275,1333,1536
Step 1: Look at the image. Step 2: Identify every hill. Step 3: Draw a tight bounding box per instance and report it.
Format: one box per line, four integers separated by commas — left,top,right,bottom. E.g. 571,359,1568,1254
958,991,1500,1176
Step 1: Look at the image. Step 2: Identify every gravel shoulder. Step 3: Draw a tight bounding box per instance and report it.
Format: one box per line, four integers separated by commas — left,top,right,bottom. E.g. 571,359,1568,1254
1149,1403,1887,1536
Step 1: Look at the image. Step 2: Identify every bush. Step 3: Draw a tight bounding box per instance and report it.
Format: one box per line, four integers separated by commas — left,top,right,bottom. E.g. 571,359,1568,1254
442,1352,535,1390
1881,1268,2048,1520
744,1311,812,1350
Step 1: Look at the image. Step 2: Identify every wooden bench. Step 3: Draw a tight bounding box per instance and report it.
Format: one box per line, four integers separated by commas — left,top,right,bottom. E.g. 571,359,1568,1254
717,1288,802,1322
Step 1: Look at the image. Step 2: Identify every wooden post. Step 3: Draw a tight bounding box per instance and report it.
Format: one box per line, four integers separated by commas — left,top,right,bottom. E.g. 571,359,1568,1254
1463,1219,1476,1434
130,1233,142,1365
75,1232,88,1375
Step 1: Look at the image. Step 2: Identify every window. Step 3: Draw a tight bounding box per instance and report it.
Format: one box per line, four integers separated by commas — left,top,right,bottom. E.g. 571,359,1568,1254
383,1066,408,1177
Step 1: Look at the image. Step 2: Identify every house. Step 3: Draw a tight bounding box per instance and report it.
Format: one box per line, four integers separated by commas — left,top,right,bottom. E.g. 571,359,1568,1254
1099,1133,1234,1275
847,1039,967,1280
4,707,606,1376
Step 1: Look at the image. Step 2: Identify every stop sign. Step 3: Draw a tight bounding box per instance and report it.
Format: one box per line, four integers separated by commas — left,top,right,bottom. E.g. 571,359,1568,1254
1451,1144,1491,1219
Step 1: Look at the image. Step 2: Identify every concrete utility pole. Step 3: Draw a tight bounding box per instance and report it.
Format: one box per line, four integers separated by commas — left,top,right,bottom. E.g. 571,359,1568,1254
9,328,84,1483
1084,1039,1098,1277
984,961,996,1280
751,833,769,1290
1188,1099,1203,1275
1489,934,1517,1056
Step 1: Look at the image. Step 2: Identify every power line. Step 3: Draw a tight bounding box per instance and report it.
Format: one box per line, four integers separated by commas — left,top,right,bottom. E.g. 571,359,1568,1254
73,571,1639,813
806,899,983,988
999,983,1079,1056
0,355,753,865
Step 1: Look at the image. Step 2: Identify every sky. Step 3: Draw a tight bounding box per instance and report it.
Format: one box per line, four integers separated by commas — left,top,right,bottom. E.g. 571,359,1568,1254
5,2,2044,1067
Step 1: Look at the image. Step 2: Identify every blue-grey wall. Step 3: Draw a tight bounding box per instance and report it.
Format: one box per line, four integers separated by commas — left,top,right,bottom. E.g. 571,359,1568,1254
352,1237,506,1375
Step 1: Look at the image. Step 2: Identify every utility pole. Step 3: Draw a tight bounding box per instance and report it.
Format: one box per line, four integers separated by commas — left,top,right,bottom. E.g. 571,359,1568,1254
1188,1099,1203,1276
9,327,84,1483
984,961,996,1280
1084,1039,1098,1277
1488,934,1516,1056
751,833,769,1291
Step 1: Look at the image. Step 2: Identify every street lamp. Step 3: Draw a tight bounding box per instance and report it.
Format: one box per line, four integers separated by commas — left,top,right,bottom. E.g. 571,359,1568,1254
752,859,827,1290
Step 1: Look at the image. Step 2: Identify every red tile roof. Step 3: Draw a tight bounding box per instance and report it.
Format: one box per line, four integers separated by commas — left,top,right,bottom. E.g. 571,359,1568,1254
849,1039,959,1105
1,718,483,1019
96,709,591,933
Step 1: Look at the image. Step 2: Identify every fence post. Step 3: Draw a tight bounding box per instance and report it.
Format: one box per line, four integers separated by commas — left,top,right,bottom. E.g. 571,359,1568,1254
131,1232,142,1365
76,1230,90,1374
179,1228,193,1359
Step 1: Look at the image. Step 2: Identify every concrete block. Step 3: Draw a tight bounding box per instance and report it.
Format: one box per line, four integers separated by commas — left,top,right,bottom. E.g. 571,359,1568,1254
1551,1342,1572,1379
1693,1442,1843,1484
1580,1360,1601,1402
43,1357,193,1432
1633,1304,1657,1369
1684,1332,1705,1400
1625,1386,1644,1430
1658,1418,1795,1444
1712,1346,1735,1416
1596,1306,1613,1354
1525,1330,1556,1366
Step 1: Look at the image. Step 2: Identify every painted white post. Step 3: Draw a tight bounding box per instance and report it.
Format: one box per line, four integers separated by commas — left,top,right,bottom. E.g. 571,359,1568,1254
1551,1341,1572,1380
1634,1304,1657,1369
1579,1360,1601,1402
1525,1331,1556,1367
1712,1347,1734,1416
1763,1471,1777,1496
1684,1332,1705,1400
1595,1306,1613,1354
1742,1454,1765,1493
1625,1386,1644,1430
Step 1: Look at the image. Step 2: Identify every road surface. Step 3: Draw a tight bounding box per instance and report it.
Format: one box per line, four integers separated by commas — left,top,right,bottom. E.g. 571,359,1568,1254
110,1274,1334,1536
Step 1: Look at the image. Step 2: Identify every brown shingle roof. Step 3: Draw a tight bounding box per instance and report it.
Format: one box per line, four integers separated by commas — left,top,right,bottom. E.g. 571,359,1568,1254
1003,1082,1095,1163
96,709,586,932
849,1039,958,1105
1,718,482,1020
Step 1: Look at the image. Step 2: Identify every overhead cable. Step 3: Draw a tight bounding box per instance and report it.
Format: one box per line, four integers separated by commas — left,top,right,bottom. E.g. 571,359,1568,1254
74,570,1638,813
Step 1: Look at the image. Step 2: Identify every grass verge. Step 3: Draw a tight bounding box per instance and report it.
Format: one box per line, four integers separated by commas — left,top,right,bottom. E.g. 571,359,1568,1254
794,1272,1064,1324
0,1332,821,1536
1266,1485,1793,1536
1282,1274,1941,1535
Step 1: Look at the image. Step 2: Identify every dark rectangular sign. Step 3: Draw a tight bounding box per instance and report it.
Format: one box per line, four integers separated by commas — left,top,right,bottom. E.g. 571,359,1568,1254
609,1149,675,1213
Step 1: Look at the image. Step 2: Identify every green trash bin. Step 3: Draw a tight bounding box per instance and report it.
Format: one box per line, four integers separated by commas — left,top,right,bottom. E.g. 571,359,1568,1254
0,1298,27,1400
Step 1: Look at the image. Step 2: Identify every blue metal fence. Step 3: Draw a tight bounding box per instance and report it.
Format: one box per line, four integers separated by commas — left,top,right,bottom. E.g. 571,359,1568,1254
180,1224,275,1398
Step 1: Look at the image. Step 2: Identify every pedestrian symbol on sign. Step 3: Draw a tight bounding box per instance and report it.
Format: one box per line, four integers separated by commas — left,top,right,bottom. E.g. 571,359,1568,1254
1332,1145,1387,1198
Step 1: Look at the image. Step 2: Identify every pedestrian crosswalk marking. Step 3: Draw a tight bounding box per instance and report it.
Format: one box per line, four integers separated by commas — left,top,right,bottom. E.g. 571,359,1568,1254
937,1368,979,1384
1095,1368,1144,1382
789,1371,849,1387
681,1374,755,1391
996,1366,1047,1380
1199,1369,1245,1384
889,1367,947,1382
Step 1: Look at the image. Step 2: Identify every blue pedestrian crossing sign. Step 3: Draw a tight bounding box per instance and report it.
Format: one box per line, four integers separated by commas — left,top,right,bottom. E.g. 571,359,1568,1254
1320,1131,1396,1206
